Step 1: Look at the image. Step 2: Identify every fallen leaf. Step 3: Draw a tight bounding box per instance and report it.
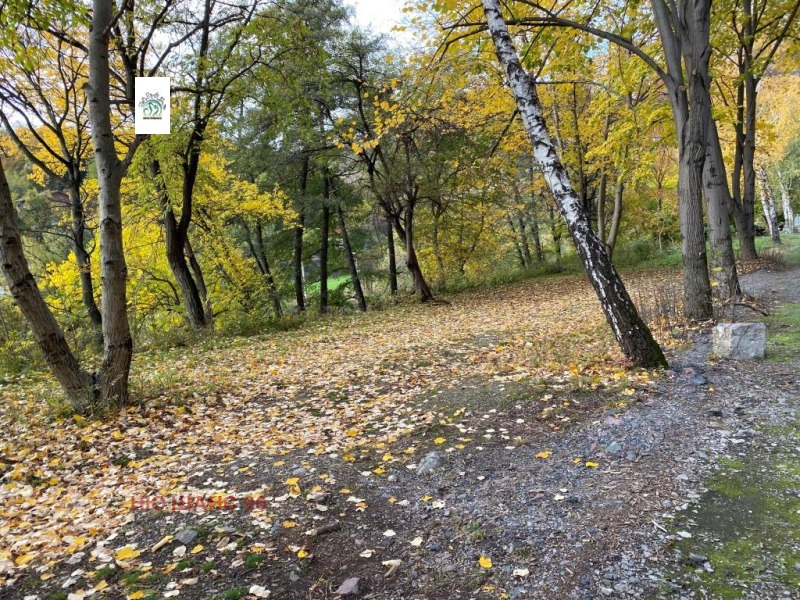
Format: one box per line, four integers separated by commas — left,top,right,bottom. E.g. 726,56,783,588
479,555,492,569
585,461,599,468
359,549,374,558
190,544,203,554
115,546,141,561
513,567,530,577
535,450,552,459
382,558,402,577
282,520,297,529
410,537,423,547
383,529,396,537
433,437,446,444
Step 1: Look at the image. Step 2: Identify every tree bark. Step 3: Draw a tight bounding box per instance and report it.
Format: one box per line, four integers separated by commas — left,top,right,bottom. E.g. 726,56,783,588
294,155,309,312
606,178,623,258
758,167,781,244
254,221,282,318
395,204,434,302
507,214,528,267
337,205,367,312
483,0,667,368
151,160,208,328
779,179,796,234
432,207,447,286
1,157,96,412
67,178,102,332
386,216,398,295
651,0,714,322
320,174,330,314
518,215,534,266
703,121,742,301
88,0,136,406
185,238,212,324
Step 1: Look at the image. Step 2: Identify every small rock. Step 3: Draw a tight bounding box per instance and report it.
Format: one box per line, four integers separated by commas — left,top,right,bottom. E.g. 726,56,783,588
600,587,613,596
566,495,580,504
794,562,800,572
174,529,197,545
426,542,442,552
334,577,361,596
707,408,724,417
625,452,637,462
416,451,443,475
689,375,708,385
606,441,623,455
688,553,708,565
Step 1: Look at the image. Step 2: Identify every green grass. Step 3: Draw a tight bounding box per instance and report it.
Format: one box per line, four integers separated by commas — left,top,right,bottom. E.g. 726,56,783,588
674,421,800,598
767,302,800,362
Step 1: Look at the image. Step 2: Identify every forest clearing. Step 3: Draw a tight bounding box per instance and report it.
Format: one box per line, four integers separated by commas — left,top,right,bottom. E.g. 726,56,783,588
2,0,800,598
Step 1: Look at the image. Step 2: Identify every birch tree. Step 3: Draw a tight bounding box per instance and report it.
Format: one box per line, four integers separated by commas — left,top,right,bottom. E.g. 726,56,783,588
481,0,667,369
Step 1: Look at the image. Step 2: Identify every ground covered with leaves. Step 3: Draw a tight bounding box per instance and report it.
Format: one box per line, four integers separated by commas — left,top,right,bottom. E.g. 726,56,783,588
1,252,798,600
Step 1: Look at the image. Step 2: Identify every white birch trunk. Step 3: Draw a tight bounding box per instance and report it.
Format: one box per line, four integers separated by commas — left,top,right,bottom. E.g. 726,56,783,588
481,0,666,368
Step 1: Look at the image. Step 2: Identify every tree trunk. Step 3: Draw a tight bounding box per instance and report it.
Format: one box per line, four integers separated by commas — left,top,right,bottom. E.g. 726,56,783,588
394,205,434,302
294,155,309,312
1,157,96,412
779,179,796,234
651,0,714,322
386,217,398,295
507,214,528,267
151,160,208,328
68,178,102,333
88,0,135,406
483,0,667,368
739,65,760,260
548,203,562,268
528,194,544,262
703,121,742,302
337,205,367,312
185,238,212,324
432,207,447,287
254,221,282,318
758,167,781,244
518,215,534,266
320,175,330,314
606,178,623,258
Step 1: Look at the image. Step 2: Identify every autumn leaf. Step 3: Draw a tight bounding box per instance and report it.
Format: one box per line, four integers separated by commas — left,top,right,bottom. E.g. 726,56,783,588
433,437,446,444
190,544,203,554
282,520,297,529
114,546,141,561
535,450,552,459
585,461,599,468
478,555,493,569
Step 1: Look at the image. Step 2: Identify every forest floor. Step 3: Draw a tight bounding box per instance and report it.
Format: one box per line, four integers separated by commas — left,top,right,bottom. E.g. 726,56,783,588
1,236,799,600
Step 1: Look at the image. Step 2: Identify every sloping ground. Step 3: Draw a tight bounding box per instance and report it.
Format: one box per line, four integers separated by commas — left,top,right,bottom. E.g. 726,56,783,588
2,250,797,600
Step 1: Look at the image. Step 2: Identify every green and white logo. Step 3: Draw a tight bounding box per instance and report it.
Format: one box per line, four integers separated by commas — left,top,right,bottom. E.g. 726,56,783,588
139,92,166,120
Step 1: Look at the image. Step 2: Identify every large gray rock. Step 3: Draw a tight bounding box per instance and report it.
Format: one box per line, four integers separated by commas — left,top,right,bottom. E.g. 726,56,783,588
712,323,766,359
334,577,361,596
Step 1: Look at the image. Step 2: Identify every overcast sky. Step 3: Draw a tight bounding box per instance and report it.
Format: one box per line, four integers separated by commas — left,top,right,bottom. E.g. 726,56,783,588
347,0,407,36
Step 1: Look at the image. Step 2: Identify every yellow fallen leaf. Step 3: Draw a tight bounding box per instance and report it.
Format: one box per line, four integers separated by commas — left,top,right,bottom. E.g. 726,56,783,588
421,495,433,502
433,437,446,444
388,497,397,504
382,453,394,462
285,477,300,486
297,548,309,559
190,544,203,554
479,555,493,569
273,460,286,467
115,546,141,561
585,461,599,468
40,572,54,581
373,466,385,475
15,553,35,566
283,520,297,529
535,450,552,459
94,580,108,591
346,429,359,437
128,592,145,600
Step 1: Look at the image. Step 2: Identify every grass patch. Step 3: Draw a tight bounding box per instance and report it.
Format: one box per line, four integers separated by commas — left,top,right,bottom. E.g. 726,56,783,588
673,421,800,597
767,302,800,362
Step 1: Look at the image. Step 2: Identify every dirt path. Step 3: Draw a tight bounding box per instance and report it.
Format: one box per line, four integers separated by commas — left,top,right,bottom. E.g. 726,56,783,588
2,262,798,600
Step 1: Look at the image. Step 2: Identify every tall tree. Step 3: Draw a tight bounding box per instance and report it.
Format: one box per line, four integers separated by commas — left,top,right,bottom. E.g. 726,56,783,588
0,27,103,332
481,0,667,368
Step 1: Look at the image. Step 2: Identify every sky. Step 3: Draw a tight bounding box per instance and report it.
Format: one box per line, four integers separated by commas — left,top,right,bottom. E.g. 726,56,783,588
347,0,408,36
